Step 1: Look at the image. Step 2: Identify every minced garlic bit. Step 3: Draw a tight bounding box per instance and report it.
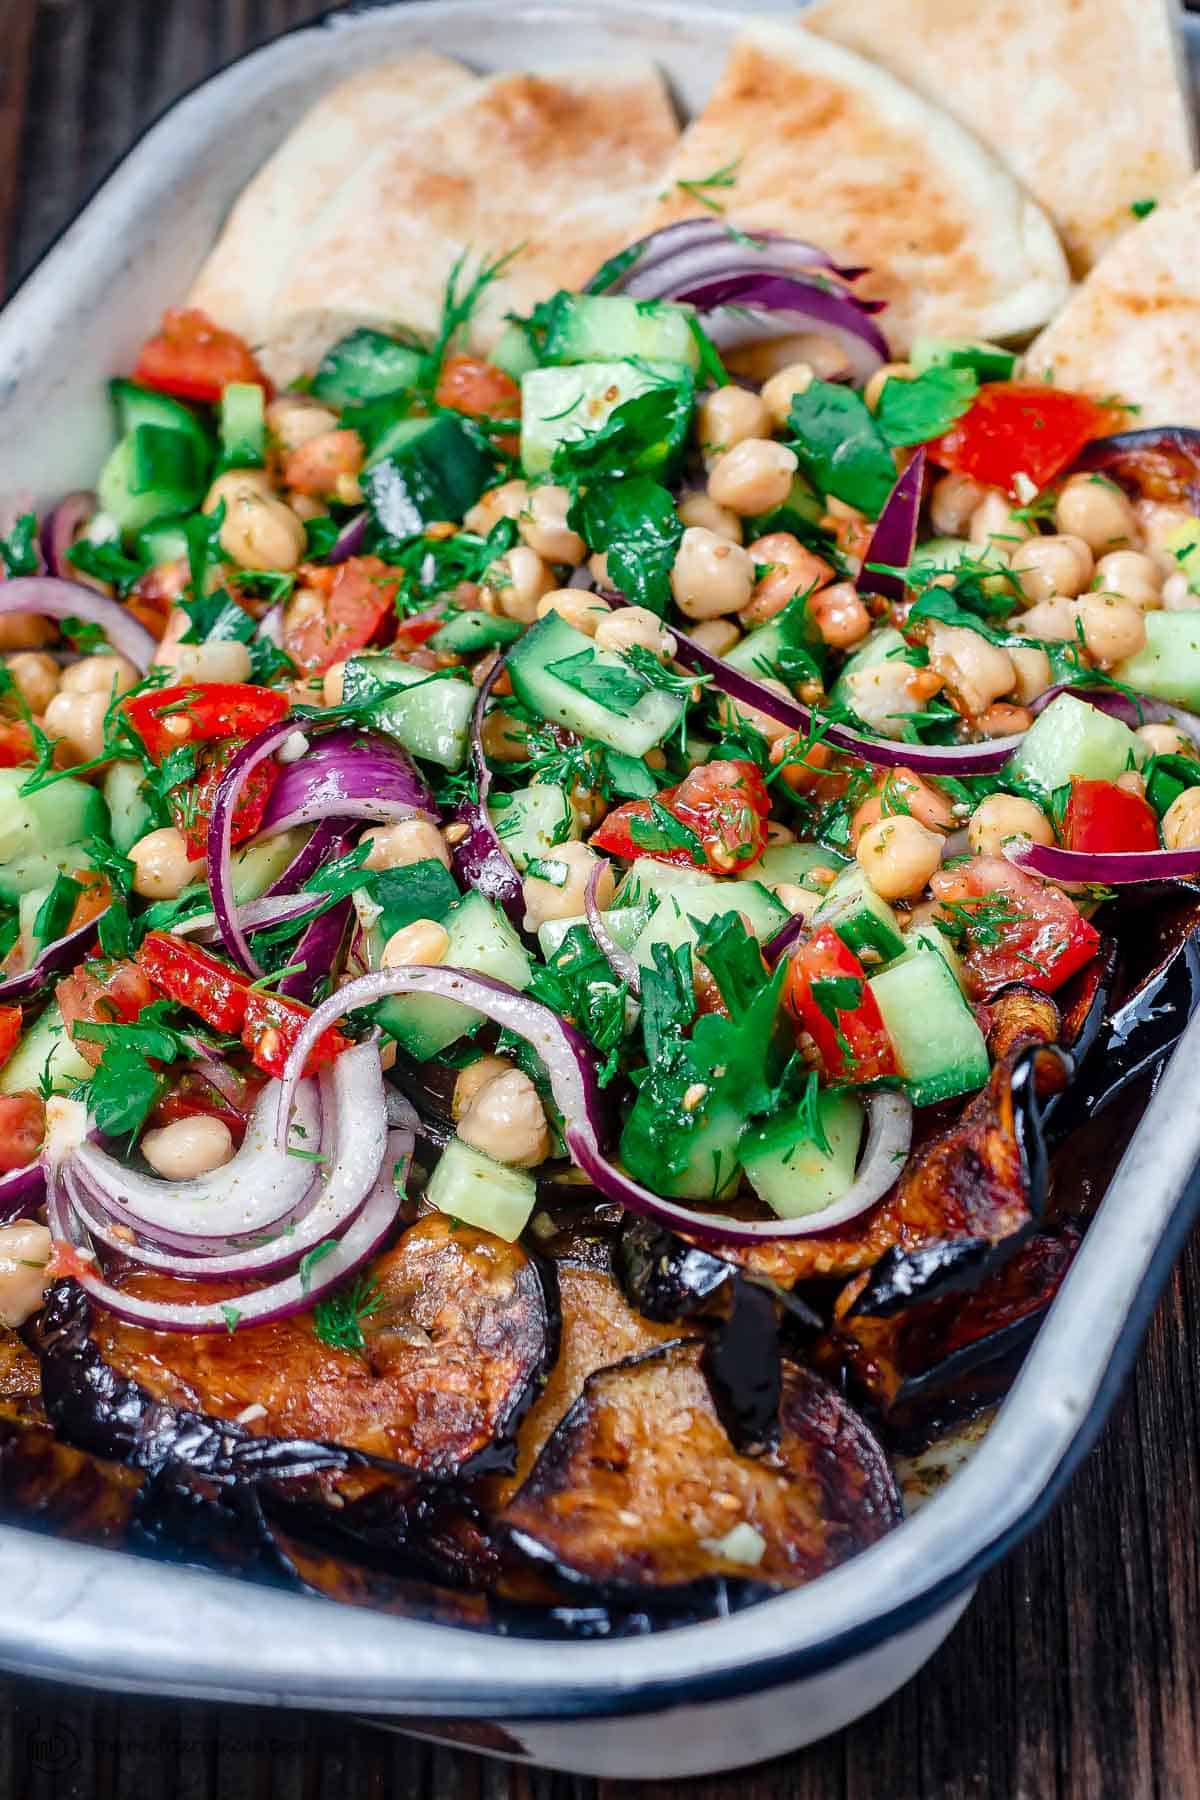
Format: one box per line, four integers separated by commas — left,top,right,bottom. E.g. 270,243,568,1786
699,1522,767,1566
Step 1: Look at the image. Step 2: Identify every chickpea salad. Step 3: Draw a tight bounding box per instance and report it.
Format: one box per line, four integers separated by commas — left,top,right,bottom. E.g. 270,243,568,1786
2,217,1200,1627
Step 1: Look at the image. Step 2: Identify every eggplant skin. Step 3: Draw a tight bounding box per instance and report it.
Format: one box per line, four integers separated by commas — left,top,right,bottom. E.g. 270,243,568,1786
500,1341,900,1605
617,1217,733,1322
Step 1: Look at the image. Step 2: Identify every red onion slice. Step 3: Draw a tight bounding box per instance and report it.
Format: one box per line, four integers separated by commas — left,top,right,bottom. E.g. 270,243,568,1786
859,449,926,603
273,966,913,1245
1005,838,1200,886
0,576,156,670
1028,682,1200,750
584,860,639,994
277,897,353,1004
207,716,310,975
257,728,435,837
326,511,367,563
265,818,351,897
448,660,526,928
40,492,96,579
174,891,324,945
608,223,850,297
0,904,111,1004
674,273,889,381
0,1159,44,1226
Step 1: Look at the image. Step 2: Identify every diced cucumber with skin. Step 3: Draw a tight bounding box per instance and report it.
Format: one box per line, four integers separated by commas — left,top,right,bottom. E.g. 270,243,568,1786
909,337,1017,381
814,864,907,965
620,1083,744,1202
741,1090,865,1219
310,329,424,408
908,919,967,990
377,891,533,1060
341,656,475,769
536,293,700,370
507,612,685,757
1007,692,1147,795
489,323,538,381
489,784,576,872
425,1137,538,1242
869,944,989,1106
723,599,823,685
429,611,524,656
536,905,648,962
612,855,715,910
361,415,493,533
520,360,687,478
0,1001,91,1096
0,771,108,864
907,537,1007,582
745,842,847,890
103,761,153,855
630,880,789,969
1113,611,1200,711
228,828,310,904
0,844,96,905
109,378,213,468
219,382,266,467
97,425,207,537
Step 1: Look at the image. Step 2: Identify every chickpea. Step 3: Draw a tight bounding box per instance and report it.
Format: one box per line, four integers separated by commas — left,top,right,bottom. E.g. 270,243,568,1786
480,707,531,763
808,580,871,649
840,660,943,739
265,394,339,453
282,428,365,500
173,640,252,683
741,532,833,626
968,794,1054,858
1138,723,1194,758
1162,786,1200,850
456,1068,550,1169
463,478,530,536
716,677,795,745
141,1116,234,1180
689,618,741,657
4,651,58,713
587,551,614,590
677,492,743,543
0,611,56,652
129,827,203,900
593,606,674,659
380,917,450,969
1134,499,1194,571
1055,473,1139,553
930,470,987,538
522,840,613,932
855,814,944,901
361,817,451,871
518,484,586,564
204,469,306,572
1162,572,1200,612
707,439,798,517
322,660,346,707
851,768,956,848
42,690,109,762
696,385,771,460
771,882,822,922
452,1054,513,1122
764,820,795,847
1014,598,1076,641
670,527,755,619
1072,594,1146,666
977,702,1033,737
1010,534,1094,604
1116,770,1147,800
480,546,554,623
927,622,1016,717
0,1221,52,1329
1093,550,1162,610
289,493,328,523
725,331,849,384
759,361,815,427
863,361,916,412
59,652,139,699
968,489,1033,554
537,589,610,637
1008,644,1053,705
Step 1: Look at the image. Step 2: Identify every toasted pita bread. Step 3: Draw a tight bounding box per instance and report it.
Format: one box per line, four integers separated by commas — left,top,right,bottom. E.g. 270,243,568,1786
635,20,1071,354
256,65,681,383
1023,170,1200,424
804,0,1195,278
188,53,479,350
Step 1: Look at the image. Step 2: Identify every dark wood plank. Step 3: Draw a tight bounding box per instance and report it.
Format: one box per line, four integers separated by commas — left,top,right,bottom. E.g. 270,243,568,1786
2,6,1200,1799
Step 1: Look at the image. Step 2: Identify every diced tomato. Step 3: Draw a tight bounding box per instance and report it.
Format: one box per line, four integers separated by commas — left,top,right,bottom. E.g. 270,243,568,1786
45,1240,96,1282
0,1006,22,1069
122,683,290,761
591,759,770,874
929,855,1101,998
0,719,35,768
241,989,350,1079
434,354,520,424
783,927,898,1083
172,738,280,860
132,308,268,404
1063,778,1160,855
55,960,158,1067
137,932,251,1034
926,384,1116,499
0,1091,44,1172
283,557,401,674
66,872,111,934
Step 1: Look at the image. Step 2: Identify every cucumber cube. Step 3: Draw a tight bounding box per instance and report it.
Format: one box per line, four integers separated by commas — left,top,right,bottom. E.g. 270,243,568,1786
741,1090,865,1219
630,879,788,968
425,1138,537,1243
868,945,989,1106
1008,691,1147,795
1114,610,1200,712
814,865,906,965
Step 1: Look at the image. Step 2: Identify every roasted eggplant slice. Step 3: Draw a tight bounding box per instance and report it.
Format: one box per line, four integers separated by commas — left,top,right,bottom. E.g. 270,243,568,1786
0,1406,143,1544
0,1325,41,1411
500,1341,900,1604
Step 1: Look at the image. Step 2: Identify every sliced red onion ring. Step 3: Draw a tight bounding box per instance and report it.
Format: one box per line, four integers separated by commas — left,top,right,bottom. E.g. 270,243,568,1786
177,1036,248,1109
764,913,807,965
175,891,324,945
207,716,315,975
584,860,639,994
0,1159,44,1226
40,492,96,579
607,222,849,298
0,903,111,1004
266,819,350,897
326,511,367,563
274,967,913,1245
448,660,526,928
278,897,353,1004
257,728,435,837
71,1077,323,1252
673,273,888,383
0,576,156,670
859,449,926,603
255,603,285,651
1005,838,1200,886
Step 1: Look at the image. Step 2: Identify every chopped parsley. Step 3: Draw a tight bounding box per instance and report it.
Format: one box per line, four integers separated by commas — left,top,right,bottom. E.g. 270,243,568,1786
568,475,683,617
628,798,705,864
0,512,39,578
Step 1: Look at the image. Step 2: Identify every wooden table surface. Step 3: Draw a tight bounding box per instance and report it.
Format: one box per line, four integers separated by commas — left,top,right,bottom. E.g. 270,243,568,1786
2,2,1200,1794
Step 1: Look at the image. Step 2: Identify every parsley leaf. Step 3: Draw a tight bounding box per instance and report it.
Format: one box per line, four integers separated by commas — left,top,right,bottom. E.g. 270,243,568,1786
546,647,648,713
628,798,705,864
66,538,149,596
72,999,192,1142
551,377,694,483
873,366,978,447
639,940,696,1066
786,382,897,516
0,512,39,578
568,475,683,616
527,928,630,1086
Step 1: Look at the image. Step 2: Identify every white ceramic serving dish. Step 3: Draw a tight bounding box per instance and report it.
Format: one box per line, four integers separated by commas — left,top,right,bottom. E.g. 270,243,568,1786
0,1,1198,1778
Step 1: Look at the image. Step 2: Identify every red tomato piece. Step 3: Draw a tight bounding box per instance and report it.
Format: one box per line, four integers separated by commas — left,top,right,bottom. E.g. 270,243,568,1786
783,927,898,1084
591,759,770,875
283,557,401,675
172,739,280,860
122,683,290,761
0,719,35,768
136,932,251,1035
132,308,268,404
241,989,350,1079
0,1006,22,1068
434,353,521,423
926,384,1115,499
0,1092,43,1173
929,856,1101,998
56,961,158,1067
1063,778,1160,855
